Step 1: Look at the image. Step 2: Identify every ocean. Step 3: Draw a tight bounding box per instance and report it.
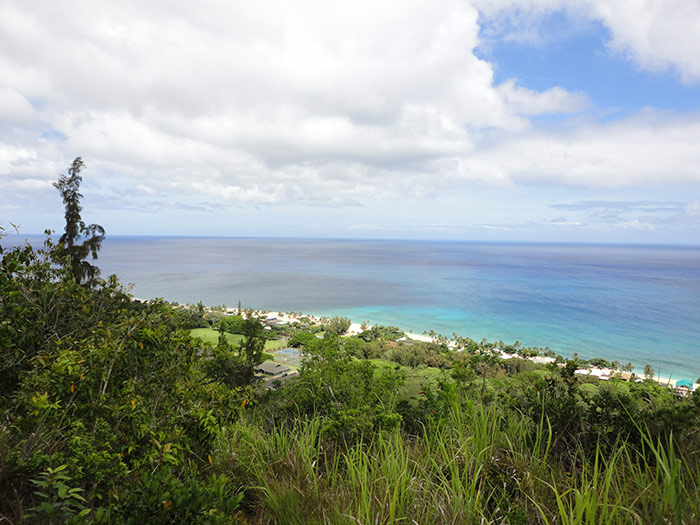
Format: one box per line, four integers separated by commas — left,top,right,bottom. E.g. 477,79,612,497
5,235,700,380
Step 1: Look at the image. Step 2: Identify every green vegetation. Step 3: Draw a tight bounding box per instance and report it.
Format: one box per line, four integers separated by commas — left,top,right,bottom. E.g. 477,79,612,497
358,323,405,342
324,315,352,335
52,157,105,285
214,314,246,335
191,327,246,346
2,164,700,523
190,328,285,351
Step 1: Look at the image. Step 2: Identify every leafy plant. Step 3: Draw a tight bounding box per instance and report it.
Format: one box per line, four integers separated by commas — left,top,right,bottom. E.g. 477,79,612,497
26,465,90,522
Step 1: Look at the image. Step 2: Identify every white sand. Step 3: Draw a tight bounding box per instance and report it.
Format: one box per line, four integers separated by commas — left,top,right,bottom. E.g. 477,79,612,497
347,322,364,335
346,321,436,343
405,333,435,343
217,306,699,389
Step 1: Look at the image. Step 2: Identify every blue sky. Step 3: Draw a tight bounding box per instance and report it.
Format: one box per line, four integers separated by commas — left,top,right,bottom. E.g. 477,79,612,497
480,9,700,116
1,0,700,243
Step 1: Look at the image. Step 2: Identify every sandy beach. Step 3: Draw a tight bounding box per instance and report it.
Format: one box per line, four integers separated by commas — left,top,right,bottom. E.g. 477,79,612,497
243,308,698,392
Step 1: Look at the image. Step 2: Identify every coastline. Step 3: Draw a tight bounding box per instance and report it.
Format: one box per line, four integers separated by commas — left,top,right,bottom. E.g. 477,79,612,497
15,235,700,383
230,306,699,392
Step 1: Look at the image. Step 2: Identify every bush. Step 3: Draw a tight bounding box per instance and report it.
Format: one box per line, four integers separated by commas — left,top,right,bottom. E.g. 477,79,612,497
288,331,319,348
0,237,249,522
270,336,405,444
325,316,351,335
214,314,246,334
358,324,405,342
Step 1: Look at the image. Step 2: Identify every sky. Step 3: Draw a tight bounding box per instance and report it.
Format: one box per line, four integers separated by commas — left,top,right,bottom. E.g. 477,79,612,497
1,0,700,243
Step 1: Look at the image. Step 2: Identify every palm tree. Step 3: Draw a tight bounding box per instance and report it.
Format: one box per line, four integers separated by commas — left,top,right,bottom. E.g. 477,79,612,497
644,364,654,381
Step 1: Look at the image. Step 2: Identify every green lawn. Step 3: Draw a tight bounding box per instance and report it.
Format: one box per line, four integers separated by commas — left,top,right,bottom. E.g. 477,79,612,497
189,328,286,350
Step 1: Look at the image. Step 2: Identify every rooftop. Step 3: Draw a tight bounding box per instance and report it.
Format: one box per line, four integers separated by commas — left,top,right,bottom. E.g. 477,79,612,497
254,361,291,376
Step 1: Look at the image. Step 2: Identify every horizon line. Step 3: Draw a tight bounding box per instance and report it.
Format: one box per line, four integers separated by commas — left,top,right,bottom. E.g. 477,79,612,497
8,231,700,249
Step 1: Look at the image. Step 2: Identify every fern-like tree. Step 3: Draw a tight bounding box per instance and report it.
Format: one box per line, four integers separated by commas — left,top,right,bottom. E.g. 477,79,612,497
53,157,105,284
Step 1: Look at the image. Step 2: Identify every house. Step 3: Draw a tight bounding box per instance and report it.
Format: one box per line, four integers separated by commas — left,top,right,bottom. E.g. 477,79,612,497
675,379,695,396
530,356,556,364
589,368,611,380
675,379,695,390
254,361,297,390
254,362,291,377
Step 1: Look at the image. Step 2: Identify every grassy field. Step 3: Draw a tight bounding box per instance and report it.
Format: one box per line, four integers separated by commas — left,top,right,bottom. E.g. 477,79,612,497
222,390,700,524
190,328,286,350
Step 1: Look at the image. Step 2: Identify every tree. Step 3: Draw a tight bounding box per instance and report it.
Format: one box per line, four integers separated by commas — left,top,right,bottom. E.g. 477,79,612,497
217,323,231,350
644,364,655,381
240,317,266,367
53,157,105,284
215,314,246,334
327,315,352,335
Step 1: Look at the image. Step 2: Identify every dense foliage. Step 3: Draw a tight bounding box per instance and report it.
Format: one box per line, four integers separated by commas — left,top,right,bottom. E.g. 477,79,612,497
214,315,246,335
0,237,249,522
2,182,700,522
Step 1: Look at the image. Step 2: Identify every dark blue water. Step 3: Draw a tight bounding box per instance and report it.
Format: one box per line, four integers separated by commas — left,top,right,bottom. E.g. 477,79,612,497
5,235,700,379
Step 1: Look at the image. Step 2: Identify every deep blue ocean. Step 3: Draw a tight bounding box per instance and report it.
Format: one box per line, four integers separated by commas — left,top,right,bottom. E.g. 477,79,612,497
6,235,700,380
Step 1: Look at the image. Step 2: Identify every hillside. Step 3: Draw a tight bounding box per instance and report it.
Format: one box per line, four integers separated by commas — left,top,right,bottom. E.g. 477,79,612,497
2,232,700,523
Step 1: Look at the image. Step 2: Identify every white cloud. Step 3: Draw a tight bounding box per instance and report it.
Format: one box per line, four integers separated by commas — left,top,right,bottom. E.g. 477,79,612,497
134,184,158,196
0,0,698,231
457,111,700,188
686,201,700,216
613,220,654,231
590,0,700,83
496,79,589,115
475,0,700,83
0,86,35,125
0,0,597,207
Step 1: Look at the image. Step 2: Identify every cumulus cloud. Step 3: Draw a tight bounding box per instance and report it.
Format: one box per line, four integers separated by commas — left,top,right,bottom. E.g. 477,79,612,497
0,86,36,125
475,0,700,83
591,0,700,83
0,0,598,209
0,0,698,220
456,111,700,188
496,80,589,115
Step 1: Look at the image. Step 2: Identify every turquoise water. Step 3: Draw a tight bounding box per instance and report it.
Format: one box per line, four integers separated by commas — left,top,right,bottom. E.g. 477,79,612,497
6,235,700,379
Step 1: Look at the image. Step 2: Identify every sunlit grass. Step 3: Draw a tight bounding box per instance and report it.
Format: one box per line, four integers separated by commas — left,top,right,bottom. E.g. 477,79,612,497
215,392,700,524
189,327,285,350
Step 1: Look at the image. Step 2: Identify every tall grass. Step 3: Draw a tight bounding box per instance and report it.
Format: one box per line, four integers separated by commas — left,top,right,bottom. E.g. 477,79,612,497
215,395,700,524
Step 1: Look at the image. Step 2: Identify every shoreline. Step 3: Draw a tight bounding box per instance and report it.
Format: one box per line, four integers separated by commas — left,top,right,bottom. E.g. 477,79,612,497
224,306,698,392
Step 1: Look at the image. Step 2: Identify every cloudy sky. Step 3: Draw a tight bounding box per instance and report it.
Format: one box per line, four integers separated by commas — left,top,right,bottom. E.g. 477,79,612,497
2,0,700,243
